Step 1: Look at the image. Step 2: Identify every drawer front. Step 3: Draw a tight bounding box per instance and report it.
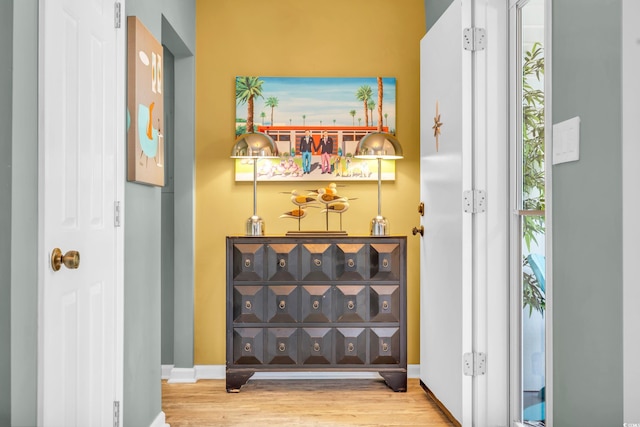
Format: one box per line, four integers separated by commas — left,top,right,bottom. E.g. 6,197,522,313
266,328,298,365
335,327,366,365
370,327,400,365
369,285,400,322
300,243,333,281
233,328,264,365
232,243,265,281
335,243,367,280
335,285,366,322
267,285,298,323
301,327,333,364
369,243,401,281
301,285,332,323
233,285,265,323
266,243,299,281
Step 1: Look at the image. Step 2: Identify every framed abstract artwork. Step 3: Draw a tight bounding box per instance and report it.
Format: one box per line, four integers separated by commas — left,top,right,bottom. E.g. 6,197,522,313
127,16,164,186
235,76,397,182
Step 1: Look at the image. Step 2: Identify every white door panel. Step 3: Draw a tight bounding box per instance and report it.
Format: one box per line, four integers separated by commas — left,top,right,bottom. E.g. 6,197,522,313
39,0,123,425
419,2,472,425
420,1,508,425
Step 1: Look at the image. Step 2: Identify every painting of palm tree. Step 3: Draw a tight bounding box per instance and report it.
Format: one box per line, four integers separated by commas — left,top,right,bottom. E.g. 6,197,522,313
236,76,264,133
233,76,397,182
356,85,373,127
265,96,279,125
367,100,376,127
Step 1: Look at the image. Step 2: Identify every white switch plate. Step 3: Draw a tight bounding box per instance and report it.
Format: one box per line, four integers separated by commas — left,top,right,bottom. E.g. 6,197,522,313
553,116,580,164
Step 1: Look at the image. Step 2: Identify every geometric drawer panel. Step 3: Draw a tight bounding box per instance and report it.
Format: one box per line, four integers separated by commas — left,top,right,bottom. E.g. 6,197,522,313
266,328,297,365
233,328,264,365
233,286,264,323
232,243,265,281
369,243,401,281
335,243,367,280
370,327,400,365
336,327,366,365
301,243,333,281
301,285,332,323
369,285,400,322
267,285,298,323
335,285,366,322
266,243,299,281
301,328,333,365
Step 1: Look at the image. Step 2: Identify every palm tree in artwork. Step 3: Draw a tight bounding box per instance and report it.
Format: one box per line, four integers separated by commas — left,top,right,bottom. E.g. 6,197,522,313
349,110,356,125
356,85,373,127
358,117,362,126
367,100,376,127
260,111,266,125
265,96,279,126
236,76,265,133
302,115,306,126
376,77,384,132
384,113,388,128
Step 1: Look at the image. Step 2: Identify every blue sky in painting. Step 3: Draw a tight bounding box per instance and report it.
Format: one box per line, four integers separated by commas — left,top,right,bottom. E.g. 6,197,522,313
236,76,397,130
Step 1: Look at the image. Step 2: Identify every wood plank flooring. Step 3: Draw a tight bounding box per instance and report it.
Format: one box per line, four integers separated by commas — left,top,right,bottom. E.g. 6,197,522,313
162,378,455,426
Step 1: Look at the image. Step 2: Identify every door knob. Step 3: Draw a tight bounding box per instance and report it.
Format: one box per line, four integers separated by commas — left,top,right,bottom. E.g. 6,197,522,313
412,226,424,236
418,202,424,216
51,248,80,271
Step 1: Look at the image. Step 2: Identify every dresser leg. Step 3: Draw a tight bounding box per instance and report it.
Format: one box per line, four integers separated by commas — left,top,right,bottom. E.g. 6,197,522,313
379,371,407,392
226,370,255,392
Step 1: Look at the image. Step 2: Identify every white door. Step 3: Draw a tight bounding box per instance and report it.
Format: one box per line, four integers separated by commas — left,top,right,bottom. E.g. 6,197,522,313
419,2,473,425
420,1,508,425
38,0,124,425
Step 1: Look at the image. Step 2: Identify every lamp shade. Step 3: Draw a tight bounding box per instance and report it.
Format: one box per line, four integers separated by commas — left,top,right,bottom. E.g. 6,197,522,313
354,132,404,159
230,132,278,158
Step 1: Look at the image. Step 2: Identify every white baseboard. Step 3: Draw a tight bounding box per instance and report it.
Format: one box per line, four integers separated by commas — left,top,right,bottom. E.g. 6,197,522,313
149,411,169,427
407,364,420,378
161,364,173,380
164,366,197,383
184,364,420,380
195,364,225,379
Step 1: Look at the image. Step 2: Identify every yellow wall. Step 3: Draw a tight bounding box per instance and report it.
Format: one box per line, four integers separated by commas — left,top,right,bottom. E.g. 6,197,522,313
195,0,425,365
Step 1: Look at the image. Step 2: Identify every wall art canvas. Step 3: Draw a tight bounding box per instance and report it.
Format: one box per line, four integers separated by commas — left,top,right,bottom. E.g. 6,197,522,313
127,16,164,186
235,76,397,182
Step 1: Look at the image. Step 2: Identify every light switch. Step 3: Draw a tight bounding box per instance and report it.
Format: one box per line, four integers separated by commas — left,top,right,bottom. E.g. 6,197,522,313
552,116,580,164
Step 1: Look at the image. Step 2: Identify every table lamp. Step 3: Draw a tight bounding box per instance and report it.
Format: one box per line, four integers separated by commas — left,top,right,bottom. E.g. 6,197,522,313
231,132,278,235
354,132,403,235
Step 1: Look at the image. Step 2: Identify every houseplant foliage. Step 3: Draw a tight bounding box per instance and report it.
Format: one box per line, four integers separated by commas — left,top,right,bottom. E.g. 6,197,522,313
522,42,546,316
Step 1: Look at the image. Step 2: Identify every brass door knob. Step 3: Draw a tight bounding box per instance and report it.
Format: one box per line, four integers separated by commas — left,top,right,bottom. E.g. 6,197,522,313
412,226,424,236
51,248,80,271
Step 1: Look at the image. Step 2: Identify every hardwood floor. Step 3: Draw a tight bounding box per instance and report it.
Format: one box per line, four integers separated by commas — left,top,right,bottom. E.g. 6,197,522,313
162,378,455,426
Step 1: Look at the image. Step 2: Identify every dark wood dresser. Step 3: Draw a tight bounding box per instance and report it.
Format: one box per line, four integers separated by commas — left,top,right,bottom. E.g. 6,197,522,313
226,235,407,392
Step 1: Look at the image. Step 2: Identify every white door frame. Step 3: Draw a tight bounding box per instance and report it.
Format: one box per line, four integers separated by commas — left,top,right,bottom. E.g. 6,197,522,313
36,0,125,424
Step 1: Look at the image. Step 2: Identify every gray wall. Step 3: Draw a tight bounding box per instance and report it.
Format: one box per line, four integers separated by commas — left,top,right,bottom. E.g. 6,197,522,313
9,0,39,426
124,1,195,426
552,0,623,426
0,0,13,424
424,0,454,32
161,48,175,365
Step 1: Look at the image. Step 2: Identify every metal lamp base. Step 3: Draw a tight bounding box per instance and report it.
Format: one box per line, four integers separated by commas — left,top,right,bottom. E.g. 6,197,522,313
370,215,390,236
246,215,265,236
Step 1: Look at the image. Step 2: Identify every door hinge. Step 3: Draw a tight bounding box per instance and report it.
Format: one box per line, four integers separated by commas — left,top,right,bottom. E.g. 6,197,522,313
113,401,120,427
463,27,486,51
114,201,121,227
463,352,486,376
114,2,122,28
463,190,486,214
